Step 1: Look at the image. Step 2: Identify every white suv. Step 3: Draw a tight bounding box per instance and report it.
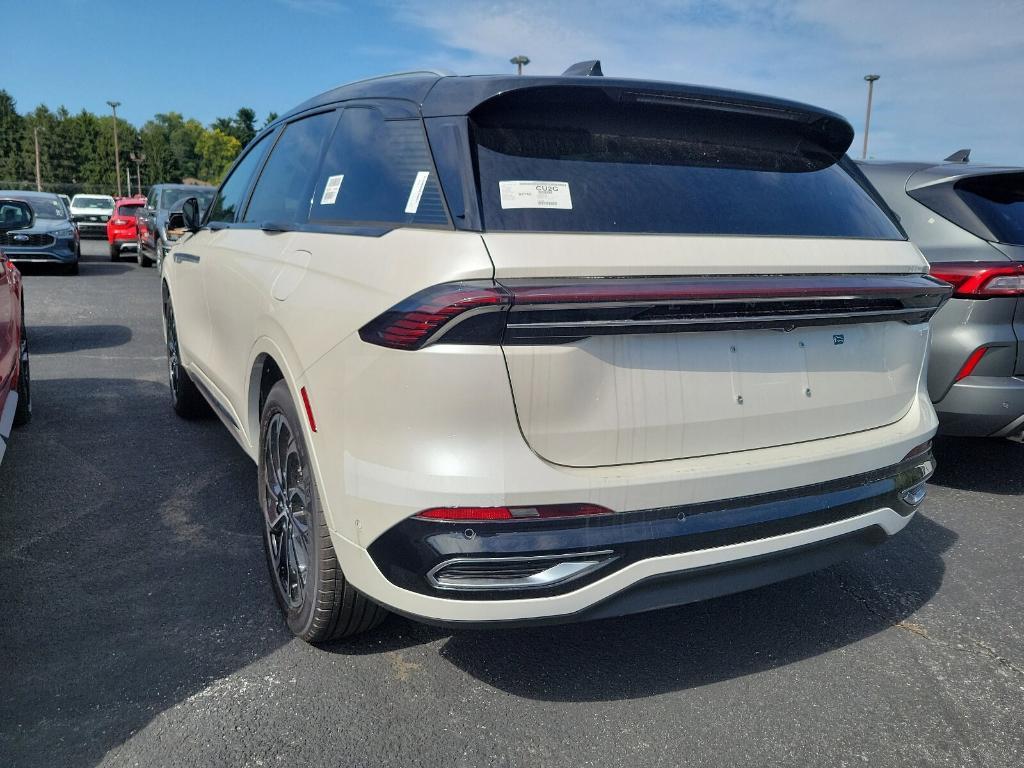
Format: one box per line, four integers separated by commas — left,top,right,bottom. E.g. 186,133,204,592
162,67,949,642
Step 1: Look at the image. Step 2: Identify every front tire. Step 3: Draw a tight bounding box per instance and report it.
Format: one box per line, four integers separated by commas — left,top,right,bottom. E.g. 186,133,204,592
138,241,153,268
259,380,387,643
13,302,31,427
163,294,209,418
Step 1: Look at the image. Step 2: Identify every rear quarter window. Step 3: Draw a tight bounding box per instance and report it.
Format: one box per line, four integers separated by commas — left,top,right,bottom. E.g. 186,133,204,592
308,107,448,228
955,173,1024,246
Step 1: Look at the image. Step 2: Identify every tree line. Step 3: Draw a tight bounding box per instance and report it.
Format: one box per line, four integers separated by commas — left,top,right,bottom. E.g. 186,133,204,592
0,90,276,196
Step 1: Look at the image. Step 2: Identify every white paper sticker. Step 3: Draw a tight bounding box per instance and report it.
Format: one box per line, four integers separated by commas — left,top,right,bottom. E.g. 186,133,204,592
320,174,344,205
499,181,572,210
404,171,430,214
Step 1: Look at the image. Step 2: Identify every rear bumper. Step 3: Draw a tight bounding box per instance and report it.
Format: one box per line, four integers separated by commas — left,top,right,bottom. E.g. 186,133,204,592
934,375,1024,437
344,455,933,626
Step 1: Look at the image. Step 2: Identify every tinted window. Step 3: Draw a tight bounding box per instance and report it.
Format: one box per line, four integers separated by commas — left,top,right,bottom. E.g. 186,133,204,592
955,173,1024,246
116,203,143,216
208,132,274,224
160,188,215,211
469,93,901,239
19,197,65,219
245,112,336,225
309,108,448,227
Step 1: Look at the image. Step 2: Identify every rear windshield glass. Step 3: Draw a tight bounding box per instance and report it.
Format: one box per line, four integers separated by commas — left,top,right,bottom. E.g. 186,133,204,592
955,173,1024,246
471,90,902,239
117,204,143,216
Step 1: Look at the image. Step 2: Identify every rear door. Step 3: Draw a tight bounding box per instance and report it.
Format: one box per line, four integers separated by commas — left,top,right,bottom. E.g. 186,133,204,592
466,86,940,467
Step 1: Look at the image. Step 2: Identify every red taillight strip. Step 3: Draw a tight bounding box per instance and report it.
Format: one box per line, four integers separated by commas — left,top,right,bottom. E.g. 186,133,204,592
415,503,614,522
359,274,952,350
954,347,989,382
929,262,1024,298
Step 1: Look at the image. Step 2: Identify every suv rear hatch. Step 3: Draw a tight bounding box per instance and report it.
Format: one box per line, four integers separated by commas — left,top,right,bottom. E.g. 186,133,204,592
470,85,947,467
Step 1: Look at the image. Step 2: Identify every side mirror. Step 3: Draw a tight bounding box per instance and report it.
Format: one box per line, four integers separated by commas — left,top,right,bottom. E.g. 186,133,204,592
166,211,186,237
181,197,201,232
0,200,35,234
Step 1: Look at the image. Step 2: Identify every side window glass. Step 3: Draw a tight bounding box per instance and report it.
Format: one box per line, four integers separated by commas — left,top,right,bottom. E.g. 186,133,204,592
244,111,336,225
147,190,157,209
208,133,273,224
309,108,448,227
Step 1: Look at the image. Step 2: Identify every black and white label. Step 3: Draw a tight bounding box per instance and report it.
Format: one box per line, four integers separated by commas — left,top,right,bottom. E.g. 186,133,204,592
499,181,572,210
320,174,344,205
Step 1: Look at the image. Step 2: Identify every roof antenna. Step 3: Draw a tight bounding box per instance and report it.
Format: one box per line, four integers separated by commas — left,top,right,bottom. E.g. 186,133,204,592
944,148,971,163
562,60,603,77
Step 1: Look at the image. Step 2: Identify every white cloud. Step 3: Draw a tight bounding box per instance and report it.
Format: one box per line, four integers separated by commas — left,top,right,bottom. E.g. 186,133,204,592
393,0,1024,163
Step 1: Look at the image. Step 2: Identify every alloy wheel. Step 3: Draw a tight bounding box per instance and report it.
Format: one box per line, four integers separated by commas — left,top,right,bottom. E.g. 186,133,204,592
262,413,312,609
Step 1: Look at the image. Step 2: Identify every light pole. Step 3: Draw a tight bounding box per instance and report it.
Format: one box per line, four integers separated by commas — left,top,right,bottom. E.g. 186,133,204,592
33,126,43,191
861,74,880,160
107,100,123,197
510,55,530,76
130,141,146,199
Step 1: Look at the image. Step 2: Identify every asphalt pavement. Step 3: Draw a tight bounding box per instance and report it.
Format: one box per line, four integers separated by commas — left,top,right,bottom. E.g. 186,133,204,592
1,239,1022,767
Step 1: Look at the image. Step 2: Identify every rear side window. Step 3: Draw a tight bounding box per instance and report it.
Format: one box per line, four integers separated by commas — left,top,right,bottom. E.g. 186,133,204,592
308,108,448,227
470,88,902,239
245,111,337,225
955,173,1024,246
208,132,274,224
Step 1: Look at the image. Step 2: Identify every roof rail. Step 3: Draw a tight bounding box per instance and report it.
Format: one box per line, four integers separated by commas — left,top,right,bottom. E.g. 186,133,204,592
329,69,454,91
944,148,971,163
562,60,604,77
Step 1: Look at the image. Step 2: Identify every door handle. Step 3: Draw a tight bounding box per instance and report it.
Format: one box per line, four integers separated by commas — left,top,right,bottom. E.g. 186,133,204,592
174,252,201,264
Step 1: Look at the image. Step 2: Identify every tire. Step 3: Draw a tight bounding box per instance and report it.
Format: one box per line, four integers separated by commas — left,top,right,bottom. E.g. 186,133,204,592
13,302,31,427
259,380,387,643
109,243,120,261
163,293,209,418
65,260,79,276
138,245,153,268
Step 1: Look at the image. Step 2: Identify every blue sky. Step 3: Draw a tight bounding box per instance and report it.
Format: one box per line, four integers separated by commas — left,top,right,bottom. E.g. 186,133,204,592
7,0,1024,163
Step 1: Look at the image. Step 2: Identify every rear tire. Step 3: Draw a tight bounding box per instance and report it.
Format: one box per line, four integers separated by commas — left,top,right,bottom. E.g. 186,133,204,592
109,243,120,261
163,294,209,418
13,302,31,427
259,380,387,643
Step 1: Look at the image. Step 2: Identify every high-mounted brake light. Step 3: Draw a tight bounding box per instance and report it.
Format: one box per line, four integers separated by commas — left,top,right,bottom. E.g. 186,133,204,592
415,503,614,522
929,262,1024,298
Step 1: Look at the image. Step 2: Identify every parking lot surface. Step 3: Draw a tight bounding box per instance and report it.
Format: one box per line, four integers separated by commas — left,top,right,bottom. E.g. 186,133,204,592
1,240,1022,768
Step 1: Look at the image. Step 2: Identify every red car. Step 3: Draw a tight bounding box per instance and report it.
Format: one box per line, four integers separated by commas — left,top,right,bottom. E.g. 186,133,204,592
1,198,33,465
107,196,147,261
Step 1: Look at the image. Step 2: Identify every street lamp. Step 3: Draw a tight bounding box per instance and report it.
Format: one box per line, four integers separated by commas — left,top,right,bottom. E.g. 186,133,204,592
510,55,530,76
33,126,43,192
130,140,146,199
861,74,880,160
107,100,123,197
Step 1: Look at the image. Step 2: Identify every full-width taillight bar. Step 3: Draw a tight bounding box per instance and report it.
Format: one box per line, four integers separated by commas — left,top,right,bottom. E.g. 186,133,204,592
928,262,1024,298
359,274,952,351
415,503,614,522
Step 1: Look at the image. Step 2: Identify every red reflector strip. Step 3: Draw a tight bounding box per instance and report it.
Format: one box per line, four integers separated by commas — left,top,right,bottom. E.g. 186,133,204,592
929,262,1024,298
415,503,614,522
300,386,317,432
954,347,988,382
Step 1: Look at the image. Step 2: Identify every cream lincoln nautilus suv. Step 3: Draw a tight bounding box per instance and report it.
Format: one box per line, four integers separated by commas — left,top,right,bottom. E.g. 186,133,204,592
161,64,950,642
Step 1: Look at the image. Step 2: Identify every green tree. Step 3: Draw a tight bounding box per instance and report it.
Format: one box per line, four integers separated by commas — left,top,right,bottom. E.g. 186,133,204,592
196,128,241,182
0,90,24,181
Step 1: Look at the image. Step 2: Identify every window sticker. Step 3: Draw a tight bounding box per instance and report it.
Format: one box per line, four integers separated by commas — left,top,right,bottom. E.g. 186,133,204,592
320,174,344,205
404,171,430,214
499,181,572,210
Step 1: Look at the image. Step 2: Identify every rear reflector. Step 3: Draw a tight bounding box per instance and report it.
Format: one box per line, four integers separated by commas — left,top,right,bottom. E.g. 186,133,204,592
360,274,952,350
929,262,1024,298
415,503,614,522
300,386,317,432
954,347,989,382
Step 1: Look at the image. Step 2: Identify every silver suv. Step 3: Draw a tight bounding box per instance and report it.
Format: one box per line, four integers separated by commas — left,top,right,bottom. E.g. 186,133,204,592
859,155,1024,439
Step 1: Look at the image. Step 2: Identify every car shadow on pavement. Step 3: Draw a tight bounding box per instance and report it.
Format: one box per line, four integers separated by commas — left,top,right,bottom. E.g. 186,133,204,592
29,324,133,355
0,378,288,768
432,513,955,702
929,435,1024,495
